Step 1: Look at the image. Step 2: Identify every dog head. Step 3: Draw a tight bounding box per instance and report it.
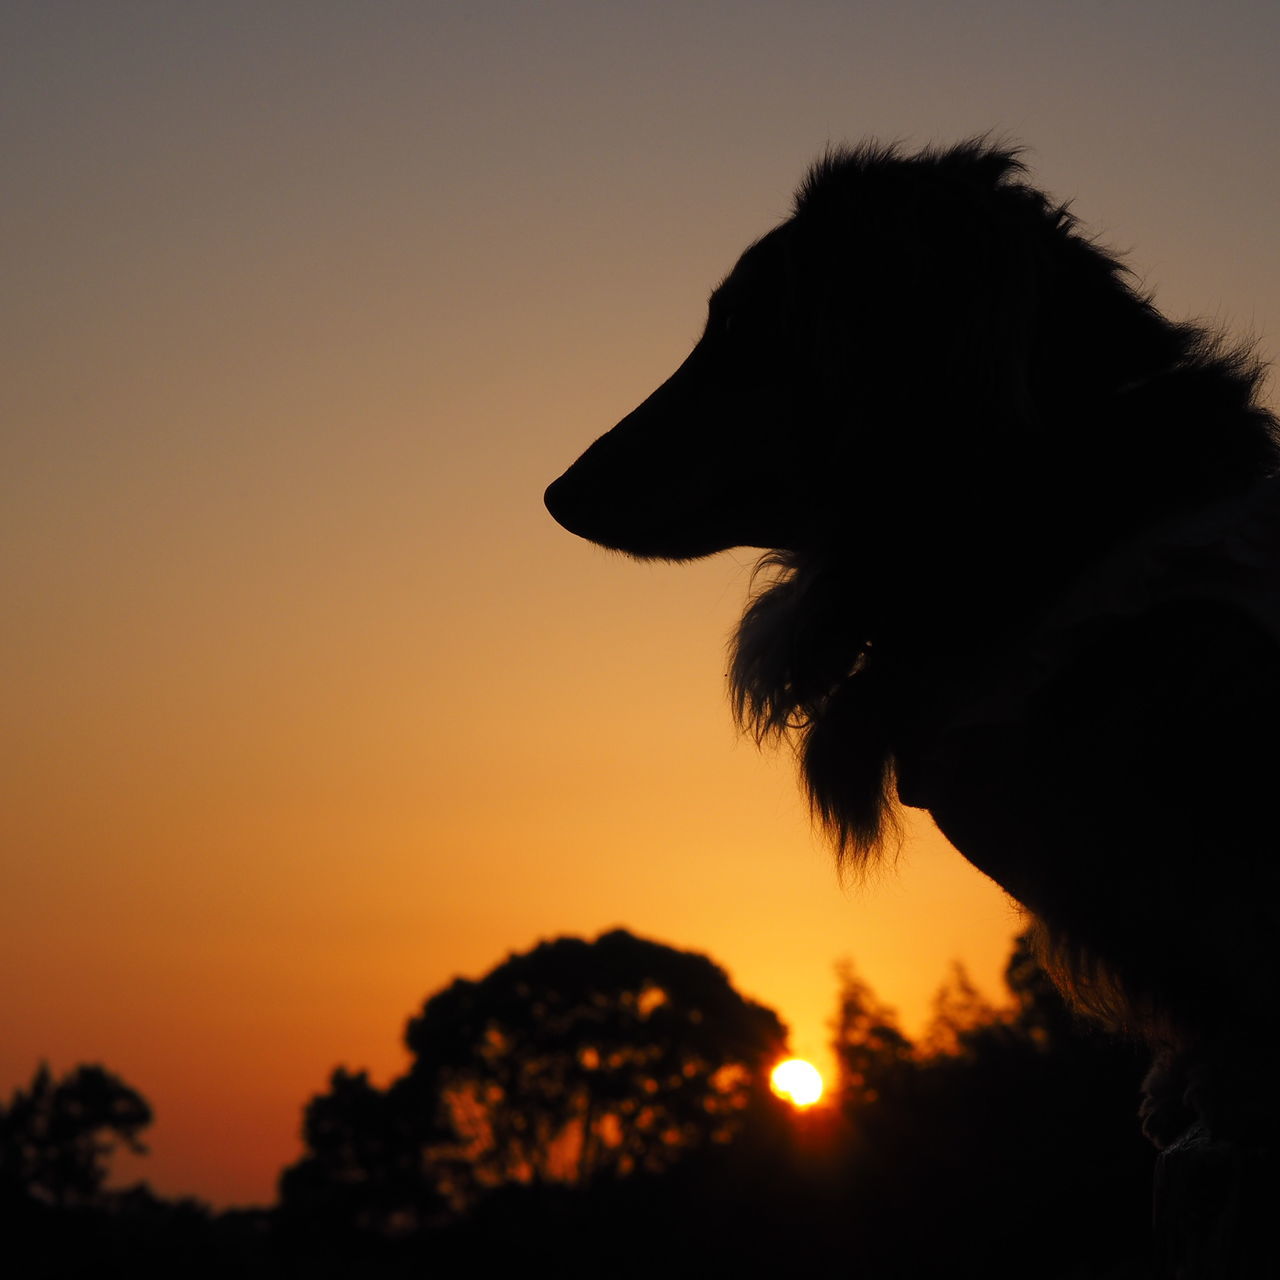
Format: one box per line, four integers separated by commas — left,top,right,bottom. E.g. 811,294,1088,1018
544,139,1064,563
544,138,1276,865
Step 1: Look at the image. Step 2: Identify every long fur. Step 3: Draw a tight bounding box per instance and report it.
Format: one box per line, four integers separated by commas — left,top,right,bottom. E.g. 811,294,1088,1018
546,138,1280,1146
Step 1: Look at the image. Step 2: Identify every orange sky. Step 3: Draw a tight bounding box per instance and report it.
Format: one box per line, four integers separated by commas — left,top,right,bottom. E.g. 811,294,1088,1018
4,2,1278,1207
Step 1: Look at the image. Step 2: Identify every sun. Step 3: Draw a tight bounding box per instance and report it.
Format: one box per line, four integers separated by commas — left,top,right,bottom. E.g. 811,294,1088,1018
770,1058,824,1107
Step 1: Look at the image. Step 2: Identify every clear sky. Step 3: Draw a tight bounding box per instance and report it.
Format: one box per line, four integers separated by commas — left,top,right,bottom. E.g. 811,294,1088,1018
4,1,1277,1207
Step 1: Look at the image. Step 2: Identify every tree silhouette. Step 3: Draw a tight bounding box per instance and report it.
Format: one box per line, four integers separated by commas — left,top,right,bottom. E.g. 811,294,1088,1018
280,929,788,1237
831,959,915,1112
278,1067,449,1238
827,934,1155,1278
917,960,998,1058
0,1063,152,1209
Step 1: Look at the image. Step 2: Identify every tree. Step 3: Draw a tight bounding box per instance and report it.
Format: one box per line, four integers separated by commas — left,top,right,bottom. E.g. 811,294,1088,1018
278,1067,449,1239
826,935,1155,1278
830,959,915,1111
917,961,998,1059
280,929,788,1233
0,1063,152,1209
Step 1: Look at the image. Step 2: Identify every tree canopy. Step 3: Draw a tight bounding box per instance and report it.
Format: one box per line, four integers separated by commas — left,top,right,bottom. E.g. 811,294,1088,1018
0,1063,152,1209
280,929,788,1232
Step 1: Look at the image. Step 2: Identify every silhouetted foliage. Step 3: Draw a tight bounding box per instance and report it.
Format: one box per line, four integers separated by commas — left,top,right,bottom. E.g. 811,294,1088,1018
8,1188,275,1280
0,1065,280,1279
280,928,788,1250
409,933,1156,1278
918,960,999,1058
278,1066,448,1241
831,959,915,1111
271,930,1157,1277
0,1063,151,1210
12,937,1162,1277
828,932,1156,1278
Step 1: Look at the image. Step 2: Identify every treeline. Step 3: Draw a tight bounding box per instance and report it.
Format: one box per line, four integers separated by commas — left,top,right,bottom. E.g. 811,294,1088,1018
4,930,1156,1278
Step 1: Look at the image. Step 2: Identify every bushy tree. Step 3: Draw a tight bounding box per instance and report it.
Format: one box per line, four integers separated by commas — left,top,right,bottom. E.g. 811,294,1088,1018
281,929,787,1236
278,1067,448,1238
0,1063,152,1209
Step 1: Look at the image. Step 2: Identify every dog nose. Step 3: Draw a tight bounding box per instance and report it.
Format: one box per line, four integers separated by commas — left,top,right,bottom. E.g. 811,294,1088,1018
545,469,608,541
543,472,575,532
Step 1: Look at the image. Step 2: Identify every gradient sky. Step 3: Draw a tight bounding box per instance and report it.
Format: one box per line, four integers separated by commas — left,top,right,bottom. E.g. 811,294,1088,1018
4,1,1278,1207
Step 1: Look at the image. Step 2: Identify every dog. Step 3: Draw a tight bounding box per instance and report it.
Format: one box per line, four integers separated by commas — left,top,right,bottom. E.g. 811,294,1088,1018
545,139,1280,1154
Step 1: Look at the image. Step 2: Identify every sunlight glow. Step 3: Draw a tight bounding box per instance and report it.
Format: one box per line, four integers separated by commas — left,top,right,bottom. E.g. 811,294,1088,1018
770,1058,824,1107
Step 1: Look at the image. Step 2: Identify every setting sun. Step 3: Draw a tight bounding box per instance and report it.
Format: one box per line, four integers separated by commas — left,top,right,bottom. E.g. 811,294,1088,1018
770,1058,824,1108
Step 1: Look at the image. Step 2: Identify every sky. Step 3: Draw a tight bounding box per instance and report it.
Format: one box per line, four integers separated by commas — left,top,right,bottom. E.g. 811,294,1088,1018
3,1,1278,1208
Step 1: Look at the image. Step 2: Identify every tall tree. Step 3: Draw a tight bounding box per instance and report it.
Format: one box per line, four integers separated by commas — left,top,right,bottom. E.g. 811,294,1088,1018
830,959,915,1110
